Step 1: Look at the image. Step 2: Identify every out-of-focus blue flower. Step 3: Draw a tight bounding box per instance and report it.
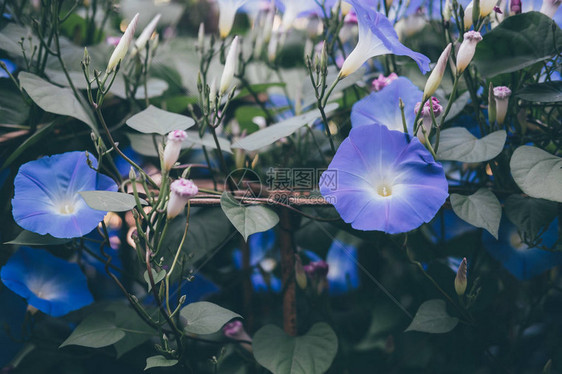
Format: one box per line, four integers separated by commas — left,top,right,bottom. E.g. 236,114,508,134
233,229,281,292
483,219,562,280
339,1,430,78
275,0,336,29
427,209,478,243
113,146,143,177
0,58,16,79
1,247,94,317
351,77,422,133
12,151,118,238
320,124,448,233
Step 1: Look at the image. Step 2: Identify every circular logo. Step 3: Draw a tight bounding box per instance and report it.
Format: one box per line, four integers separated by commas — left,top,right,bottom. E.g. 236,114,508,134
224,168,263,200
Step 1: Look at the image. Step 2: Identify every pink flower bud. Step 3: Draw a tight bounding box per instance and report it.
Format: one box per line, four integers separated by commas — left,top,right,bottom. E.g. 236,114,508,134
456,31,483,75
415,97,443,143
510,0,522,14
223,320,252,342
163,130,188,171
167,178,198,219
371,73,398,92
493,86,511,125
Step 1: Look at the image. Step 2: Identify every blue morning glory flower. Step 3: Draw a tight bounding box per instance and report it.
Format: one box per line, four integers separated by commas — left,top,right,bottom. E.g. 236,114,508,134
233,229,281,292
320,124,449,233
1,247,94,317
351,77,422,133
483,219,562,280
339,0,430,78
12,151,118,238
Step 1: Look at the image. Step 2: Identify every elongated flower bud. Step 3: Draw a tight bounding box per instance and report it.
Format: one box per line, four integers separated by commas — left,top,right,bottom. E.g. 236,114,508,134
134,14,160,54
493,86,511,125
456,31,482,75
167,178,198,219
423,43,452,100
220,36,239,95
106,13,139,73
540,0,561,18
198,22,205,52
209,77,217,110
463,2,474,30
480,0,498,16
454,257,468,296
163,130,188,171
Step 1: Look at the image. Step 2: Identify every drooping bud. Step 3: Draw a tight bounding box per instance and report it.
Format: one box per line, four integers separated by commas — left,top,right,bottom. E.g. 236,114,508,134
423,43,452,100
167,178,198,219
372,72,398,92
134,14,161,54
454,257,468,296
163,130,188,171
220,36,239,95
106,13,139,73
415,97,443,143
456,31,482,75
493,86,511,125
540,0,561,18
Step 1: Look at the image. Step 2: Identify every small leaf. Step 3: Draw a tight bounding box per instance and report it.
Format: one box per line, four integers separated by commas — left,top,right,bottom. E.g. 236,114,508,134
145,355,178,370
451,188,502,239
5,230,71,246
405,299,459,334
220,192,279,241
436,128,506,163
510,146,562,203
231,104,339,151
19,72,97,133
79,191,146,212
143,269,167,292
60,312,125,348
126,105,195,135
253,323,338,374
180,301,241,335
504,195,558,239
516,81,562,103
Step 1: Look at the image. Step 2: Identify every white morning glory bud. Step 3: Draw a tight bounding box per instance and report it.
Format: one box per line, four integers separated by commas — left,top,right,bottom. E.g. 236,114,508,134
167,178,198,219
220,36,239,95
493,86,511,125
443,0,453,20
209,77,217,110
540,0,562,18
268,31,279,63
106,13,139,73
218,0,249,39
163,130,188,171
423,43,452,101
134,14,161,54
454,257,468,296
262,9,275,43
480,0,498,16
415,97,443,143
198,22,205,52
456,31,482,75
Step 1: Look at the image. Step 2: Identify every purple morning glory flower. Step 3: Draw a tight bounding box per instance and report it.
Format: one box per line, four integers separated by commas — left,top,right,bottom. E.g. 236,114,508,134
12,151,118,239
339,0,430,78
351,77,422,133
1,247,94,317
320,124,449,233
483,219,562,280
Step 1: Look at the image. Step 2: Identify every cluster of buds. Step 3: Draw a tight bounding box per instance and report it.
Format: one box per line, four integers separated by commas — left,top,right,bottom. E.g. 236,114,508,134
415,97,443,143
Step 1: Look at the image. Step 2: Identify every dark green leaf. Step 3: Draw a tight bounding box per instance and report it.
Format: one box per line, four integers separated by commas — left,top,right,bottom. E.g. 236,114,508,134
504,195,558,239
1,122,56,170
405,299,459,333
0,82,30,125
5,230,71,246
105,304,156,358
516,81,562,103
126,105,196,135
436,128,506,163
510,146,562,202
180,301,241,335
60,312,125,348
143,269,167,292
451,188,501,239
253,323,338,374
79,191,146,212
474,12,562,77
19,72,97,132
220,193,279,242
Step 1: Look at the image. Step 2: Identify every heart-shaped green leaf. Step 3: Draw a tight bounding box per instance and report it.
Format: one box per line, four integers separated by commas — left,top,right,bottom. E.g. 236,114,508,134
451,188,502,239
436,128,506,163
180,302,241,335
405,299,459,334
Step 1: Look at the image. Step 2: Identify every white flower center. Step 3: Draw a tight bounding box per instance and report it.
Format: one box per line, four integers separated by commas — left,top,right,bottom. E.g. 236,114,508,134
377,184,393,197
53,197,79,215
